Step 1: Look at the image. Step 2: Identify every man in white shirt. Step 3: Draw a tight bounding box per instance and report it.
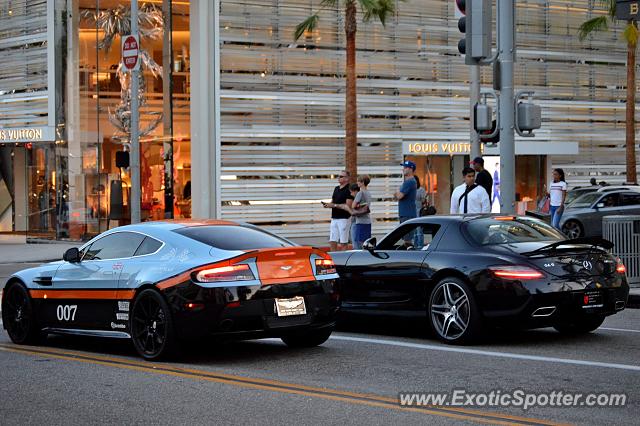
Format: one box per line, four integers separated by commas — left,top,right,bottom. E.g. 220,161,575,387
450,167,491,214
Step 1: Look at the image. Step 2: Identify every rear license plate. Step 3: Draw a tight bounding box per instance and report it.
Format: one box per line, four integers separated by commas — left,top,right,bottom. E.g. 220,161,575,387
275,296,306,317
582,291,603,309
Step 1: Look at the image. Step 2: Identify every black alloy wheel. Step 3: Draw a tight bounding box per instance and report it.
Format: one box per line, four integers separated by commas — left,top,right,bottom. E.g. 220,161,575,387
2,282,43,344
281,327,333,348
130,289,176,360
428,277,482,345
553,314,605,335
562,220,583,239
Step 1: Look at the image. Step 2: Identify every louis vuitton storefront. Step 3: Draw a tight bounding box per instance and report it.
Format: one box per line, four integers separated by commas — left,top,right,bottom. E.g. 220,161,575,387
0,0,633,242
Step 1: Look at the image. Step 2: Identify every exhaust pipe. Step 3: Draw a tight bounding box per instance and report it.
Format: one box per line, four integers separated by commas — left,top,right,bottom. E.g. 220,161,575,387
219,319,234,331
615,301,625,311
531,306,556,317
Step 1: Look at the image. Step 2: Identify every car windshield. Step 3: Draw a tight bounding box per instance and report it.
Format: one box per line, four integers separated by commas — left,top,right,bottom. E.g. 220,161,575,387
565,188,596,204
568,192,601,208
464,217,565,246
174,225,293,250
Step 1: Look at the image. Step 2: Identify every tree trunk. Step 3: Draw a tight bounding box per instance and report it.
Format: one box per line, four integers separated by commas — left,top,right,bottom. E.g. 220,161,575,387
626,23,637,184
345,1,357,182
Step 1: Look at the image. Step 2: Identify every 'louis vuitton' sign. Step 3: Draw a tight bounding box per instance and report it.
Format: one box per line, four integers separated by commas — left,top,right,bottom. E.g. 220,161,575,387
0,127,55,143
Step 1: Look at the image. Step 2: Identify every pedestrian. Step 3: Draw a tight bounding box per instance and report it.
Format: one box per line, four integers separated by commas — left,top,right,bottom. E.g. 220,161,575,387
450,167,490,214
330,175,372,250
415,175,426,216
470,156,492,200
396,161,417,223
322,170,353,251
413,175,426,247
352,175,372,249
590,177,597,186
547,168,567,230
492,163,501,208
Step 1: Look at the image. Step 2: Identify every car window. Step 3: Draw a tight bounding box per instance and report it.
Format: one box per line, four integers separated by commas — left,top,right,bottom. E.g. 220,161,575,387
173,225,293,250
622,192,640,206
565,188,596,204
464,217,565,246
82,232,146,261
568,192,602,208
599,193,621,208
378,224,441,251
134,236,163,256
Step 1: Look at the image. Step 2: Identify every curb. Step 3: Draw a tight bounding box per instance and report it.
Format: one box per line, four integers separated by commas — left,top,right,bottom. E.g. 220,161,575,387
0,259,59,265
628,292,640,309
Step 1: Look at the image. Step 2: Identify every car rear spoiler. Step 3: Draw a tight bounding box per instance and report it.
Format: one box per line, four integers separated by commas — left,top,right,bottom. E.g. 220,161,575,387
521,237,613,256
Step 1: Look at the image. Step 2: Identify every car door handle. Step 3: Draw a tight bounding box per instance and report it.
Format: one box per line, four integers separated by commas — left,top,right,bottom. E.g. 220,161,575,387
33,277,53,286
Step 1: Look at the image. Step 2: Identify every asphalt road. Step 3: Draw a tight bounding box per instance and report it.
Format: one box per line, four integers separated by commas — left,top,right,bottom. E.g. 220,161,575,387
0,264,638,425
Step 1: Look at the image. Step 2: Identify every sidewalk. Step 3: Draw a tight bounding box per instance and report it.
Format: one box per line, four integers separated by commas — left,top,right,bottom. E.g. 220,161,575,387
0,242,80,264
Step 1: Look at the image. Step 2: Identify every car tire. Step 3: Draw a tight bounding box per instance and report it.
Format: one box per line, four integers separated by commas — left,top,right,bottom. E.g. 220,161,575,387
562,220,583,239
281,327,333,348
130,288,177,361
2,282,44,345
553,315,605,335
428,277,482,345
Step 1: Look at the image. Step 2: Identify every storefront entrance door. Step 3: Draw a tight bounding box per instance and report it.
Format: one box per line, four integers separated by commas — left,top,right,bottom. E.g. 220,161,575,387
26,143,58,239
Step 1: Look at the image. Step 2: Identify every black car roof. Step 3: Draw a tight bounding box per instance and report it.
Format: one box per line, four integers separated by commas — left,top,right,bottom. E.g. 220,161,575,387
404,214,507,224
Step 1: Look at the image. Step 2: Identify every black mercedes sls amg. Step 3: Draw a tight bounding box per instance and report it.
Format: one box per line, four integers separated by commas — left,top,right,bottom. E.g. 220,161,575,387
331,215,629,344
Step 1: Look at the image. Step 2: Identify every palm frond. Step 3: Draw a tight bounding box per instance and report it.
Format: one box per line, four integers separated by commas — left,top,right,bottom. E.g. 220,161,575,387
578,16,609,40
374,0,396,26
294,14,320,41
320,0,339,8
596,0,617,19
360,0,395,25
624,22,639,47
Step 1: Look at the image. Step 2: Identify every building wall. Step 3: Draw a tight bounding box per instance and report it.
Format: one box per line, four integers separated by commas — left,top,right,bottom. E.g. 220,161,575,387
217,0,637,239
3,0,637,240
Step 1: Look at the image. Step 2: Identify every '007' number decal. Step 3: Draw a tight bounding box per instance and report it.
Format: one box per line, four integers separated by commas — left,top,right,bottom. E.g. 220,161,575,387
56,305,77,321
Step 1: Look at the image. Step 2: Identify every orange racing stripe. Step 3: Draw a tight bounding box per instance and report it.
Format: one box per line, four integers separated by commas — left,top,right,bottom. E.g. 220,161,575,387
29,290,136,300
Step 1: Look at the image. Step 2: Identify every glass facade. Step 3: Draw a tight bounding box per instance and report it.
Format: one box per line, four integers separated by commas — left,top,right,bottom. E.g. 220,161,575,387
65,0,191,240
0,0,636,241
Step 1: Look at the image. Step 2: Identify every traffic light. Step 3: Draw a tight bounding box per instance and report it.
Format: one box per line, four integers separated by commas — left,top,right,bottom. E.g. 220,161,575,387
456,0,493,65
480,119,499,144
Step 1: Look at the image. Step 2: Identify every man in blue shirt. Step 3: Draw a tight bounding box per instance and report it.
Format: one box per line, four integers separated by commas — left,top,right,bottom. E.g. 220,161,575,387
395,160,418,223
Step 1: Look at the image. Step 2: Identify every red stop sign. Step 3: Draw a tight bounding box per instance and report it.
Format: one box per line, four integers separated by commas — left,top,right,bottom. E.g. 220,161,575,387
122,35,139,71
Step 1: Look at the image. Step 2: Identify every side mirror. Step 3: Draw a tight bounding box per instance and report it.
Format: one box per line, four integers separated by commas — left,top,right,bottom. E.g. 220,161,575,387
596,203,605,209
362,237,377,252
63,247,81,263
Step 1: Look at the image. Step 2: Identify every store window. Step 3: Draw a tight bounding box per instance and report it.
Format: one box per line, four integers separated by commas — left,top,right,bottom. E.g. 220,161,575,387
66,1,191,241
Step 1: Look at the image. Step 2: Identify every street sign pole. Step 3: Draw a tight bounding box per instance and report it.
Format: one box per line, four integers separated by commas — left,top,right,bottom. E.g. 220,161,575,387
470,65,481,159
130,0,141,223
498,0,515,214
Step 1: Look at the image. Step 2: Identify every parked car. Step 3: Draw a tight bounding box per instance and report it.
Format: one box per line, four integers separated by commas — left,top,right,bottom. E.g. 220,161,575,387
560,190,640,238
2,220,339,360
565,185,640,205
331,215,629,344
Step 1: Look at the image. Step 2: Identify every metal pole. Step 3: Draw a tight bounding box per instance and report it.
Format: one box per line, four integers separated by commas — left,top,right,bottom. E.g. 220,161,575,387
470,65,481,159
498,0,515,214
162,0,174,219
130,0,141,223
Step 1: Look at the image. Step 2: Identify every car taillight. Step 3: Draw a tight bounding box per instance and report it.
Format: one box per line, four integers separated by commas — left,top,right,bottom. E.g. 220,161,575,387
195,264,255,283
616,258,626,275
489,265,544,280
315,258,336,275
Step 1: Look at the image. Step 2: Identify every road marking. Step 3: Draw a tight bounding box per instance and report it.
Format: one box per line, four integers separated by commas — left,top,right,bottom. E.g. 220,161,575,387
0,344,560,426
601,327,640,334
328,335,640,372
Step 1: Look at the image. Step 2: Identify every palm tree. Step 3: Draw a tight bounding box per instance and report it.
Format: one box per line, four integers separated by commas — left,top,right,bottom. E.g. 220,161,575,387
294,0,395,181
579,1,638,184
